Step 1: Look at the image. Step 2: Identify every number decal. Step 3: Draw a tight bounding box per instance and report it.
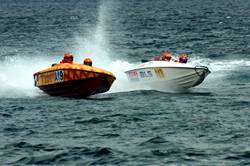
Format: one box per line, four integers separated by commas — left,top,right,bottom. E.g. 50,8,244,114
55,70,64,82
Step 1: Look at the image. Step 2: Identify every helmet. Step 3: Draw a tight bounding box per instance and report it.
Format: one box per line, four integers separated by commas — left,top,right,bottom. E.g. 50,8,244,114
179,54,188,63
162,52,172,61
163,53,172,58
84,58,92,63
179,54,187,58
62,53,74,63
64,53,73,58
84,58,92,66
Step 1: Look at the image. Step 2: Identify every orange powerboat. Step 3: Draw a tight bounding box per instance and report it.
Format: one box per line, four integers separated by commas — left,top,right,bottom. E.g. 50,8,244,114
33,63,116,97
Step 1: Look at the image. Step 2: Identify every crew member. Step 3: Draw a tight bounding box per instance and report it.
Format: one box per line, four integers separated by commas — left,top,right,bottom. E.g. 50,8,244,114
175,54,188,63
60,53,74,63
83,58,92,66
153,56,161,61
161,51,172,61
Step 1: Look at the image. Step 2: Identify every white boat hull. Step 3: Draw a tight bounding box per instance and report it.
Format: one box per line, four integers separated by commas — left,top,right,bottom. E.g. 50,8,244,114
125,61,210,91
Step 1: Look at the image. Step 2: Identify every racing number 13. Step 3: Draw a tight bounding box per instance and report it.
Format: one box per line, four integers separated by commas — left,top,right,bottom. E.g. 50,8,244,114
55,70,64,82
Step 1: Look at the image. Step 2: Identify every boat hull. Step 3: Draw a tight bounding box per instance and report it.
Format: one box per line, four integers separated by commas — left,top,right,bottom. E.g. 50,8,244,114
37,75,113,97
125,63,210,91
34,63,115,97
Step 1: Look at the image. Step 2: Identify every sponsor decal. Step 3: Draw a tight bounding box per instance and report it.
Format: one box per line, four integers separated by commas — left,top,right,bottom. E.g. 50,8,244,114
128,71,139,81
139,70,153,78
38,72,55,85
154,68,165,78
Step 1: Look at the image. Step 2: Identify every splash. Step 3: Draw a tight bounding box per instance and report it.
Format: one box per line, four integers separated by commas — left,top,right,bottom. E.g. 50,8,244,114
74,0,113,66
0,56,54,98
1,0,249,98
189,56,250,71
0,0,135,98
74,0,138,93
187,56,250,89
74,0,250,93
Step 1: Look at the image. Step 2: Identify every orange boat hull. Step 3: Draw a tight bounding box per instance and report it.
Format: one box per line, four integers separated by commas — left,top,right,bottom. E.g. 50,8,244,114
34,63,116,97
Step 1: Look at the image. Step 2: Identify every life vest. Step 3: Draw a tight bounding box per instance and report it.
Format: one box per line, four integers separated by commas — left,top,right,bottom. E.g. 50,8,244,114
162,53,172,61
178,54,188,63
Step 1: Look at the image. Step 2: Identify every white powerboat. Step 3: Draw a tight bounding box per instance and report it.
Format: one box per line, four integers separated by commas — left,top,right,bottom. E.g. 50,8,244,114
125,60,210,91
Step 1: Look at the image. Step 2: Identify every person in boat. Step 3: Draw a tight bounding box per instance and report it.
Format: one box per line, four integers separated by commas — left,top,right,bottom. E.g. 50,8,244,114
60,53,74,64
175,54,188,63
83,58,92,66
161,51,172,61
153,56,161,61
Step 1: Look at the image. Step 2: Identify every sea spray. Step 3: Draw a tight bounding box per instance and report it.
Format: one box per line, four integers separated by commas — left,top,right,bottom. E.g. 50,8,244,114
73,0,250,94
74,0,140,93
1,0,249,98
0,56,53,98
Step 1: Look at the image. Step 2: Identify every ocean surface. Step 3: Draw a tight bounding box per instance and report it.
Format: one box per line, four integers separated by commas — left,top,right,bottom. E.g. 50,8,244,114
0,0,250,165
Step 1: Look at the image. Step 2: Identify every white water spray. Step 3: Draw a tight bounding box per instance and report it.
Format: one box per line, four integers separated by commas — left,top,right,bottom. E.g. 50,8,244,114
0,56,56,98
0,1,249,98
74,0,138,93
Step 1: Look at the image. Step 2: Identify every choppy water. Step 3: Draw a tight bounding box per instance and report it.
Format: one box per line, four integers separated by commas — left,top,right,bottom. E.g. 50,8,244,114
0,0,250,165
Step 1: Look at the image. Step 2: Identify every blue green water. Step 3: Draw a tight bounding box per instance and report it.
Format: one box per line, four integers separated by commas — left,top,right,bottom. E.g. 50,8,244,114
0,0,250,165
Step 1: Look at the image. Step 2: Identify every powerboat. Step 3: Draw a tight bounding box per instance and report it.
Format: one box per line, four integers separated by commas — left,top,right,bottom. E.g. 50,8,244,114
125,60,210,91
34,63,116,97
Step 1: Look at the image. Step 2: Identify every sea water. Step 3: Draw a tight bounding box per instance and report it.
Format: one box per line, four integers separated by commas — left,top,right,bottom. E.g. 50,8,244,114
0,0,250,165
